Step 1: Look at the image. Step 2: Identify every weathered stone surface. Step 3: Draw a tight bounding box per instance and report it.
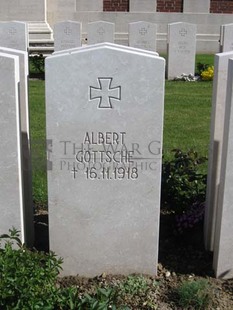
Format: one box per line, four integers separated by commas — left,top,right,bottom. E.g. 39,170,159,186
46,43,165,276
213,58,233,279
205,51,233,252
88,21,115,44
129,0,156,12
0,21,28,51
0,47,33,246
167,22,196,80
221,24,233,52
129,21,157,51
54,21,82,52
0,0,45,21
0,53,24,241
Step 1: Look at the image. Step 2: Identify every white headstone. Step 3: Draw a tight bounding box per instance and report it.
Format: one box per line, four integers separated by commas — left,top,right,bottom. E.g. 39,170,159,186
0,53,25,241
213,58,233,279
88,21,115,45
0,21,28,51
0,47,33,246
46,43,165,277
220,24,233,52
54,21,82,52
129,0,156,12
167,22,196,80
129,21,157,52
205,51,233,252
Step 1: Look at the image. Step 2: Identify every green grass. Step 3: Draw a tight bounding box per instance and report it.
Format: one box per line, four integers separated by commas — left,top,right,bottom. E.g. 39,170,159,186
29,80,47,205
163,80,212,160
29,55,214,204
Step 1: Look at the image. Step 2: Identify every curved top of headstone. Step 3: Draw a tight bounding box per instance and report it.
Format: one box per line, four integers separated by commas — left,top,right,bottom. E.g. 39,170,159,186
0,21,28,51
52,42,159,57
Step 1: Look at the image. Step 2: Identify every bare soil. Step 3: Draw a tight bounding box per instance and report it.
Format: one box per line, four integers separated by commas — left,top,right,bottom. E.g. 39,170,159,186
34,210,233,309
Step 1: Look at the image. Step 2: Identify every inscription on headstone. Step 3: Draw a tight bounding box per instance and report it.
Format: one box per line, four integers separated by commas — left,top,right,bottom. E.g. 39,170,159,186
167,22,196,80
0,21,28,51
129,21,157,52
46,43,165,276
88,21,115,44
54,21,82,52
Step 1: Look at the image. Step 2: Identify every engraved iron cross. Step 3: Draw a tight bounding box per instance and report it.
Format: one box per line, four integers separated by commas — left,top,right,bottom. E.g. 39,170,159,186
97,27,105,35
9,27,16,35
139,27,148,35
64,27,72,35
179,28,187,37
90,77,121,109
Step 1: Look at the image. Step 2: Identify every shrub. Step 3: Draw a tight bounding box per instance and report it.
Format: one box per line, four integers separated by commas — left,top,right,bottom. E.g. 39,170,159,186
29,54,45,78
0,228,62,309
161,149,207,215
177,279,213,309
0,228,120,309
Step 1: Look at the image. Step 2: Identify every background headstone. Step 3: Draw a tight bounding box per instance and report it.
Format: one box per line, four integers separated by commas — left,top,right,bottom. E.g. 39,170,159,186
46,43,165,276
167,22,196,80
0,21,28,51
54,21,82,52
129,0,156,12
205,51,233,252
220,24,233,52
213,58,233,279
129,21,157,52
0,52,25,241
88,21,115,45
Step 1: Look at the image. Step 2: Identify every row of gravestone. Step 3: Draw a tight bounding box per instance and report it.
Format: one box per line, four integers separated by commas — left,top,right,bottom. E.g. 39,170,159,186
0,19,194,79
2,20,233,80
1,20,233,279
51,20,233,79
53,20,196,80
53,20,157,52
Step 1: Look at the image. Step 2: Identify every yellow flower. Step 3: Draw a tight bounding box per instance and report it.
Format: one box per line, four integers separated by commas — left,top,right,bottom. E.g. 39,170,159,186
201,66,214,81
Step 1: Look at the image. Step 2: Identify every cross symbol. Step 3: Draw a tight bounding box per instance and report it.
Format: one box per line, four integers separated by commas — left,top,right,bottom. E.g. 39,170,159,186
179,28,187,37
71,167,78,179
97,27,105,35
139,27,148,35
64,27,72,35
9,27,16,35
90,78,121,109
